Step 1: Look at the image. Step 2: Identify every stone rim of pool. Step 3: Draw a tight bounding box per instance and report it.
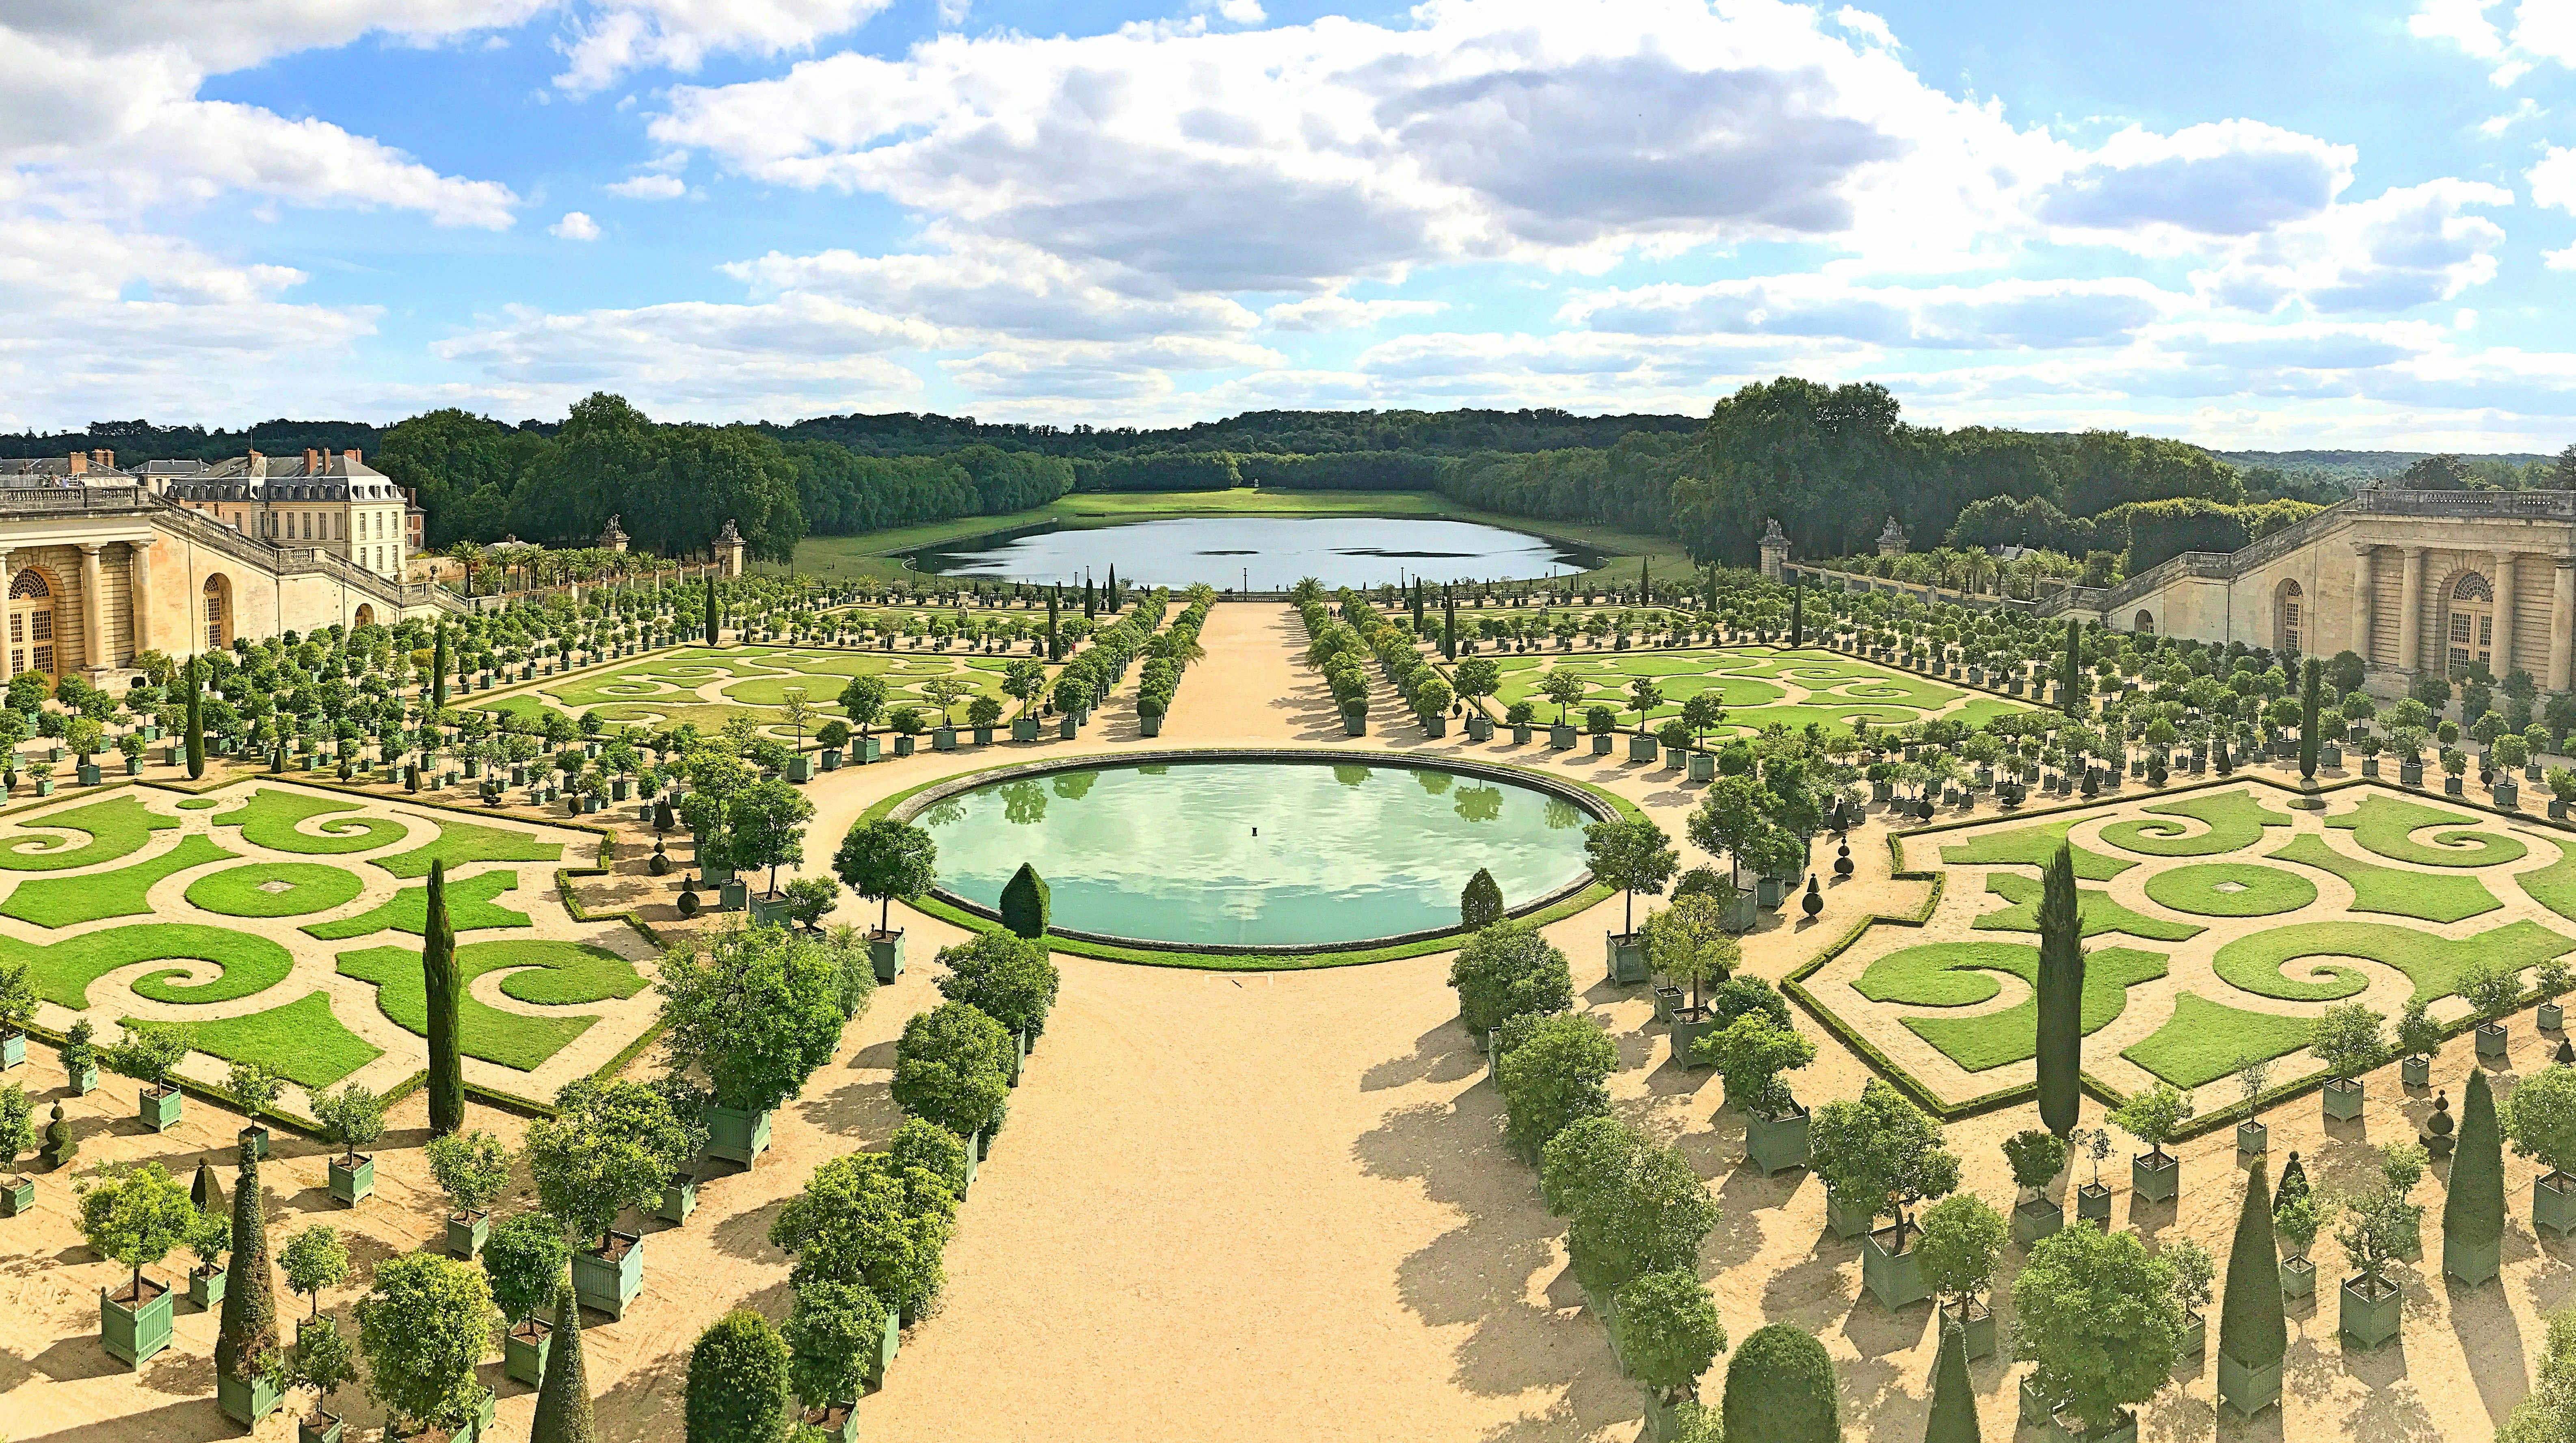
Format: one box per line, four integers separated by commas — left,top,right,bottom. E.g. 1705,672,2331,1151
901,514,1609,591
889,748,1618,955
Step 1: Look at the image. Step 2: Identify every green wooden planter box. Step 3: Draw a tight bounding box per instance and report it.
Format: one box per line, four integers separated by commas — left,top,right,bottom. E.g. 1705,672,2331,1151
874,1306,901,1385
1605,931,1649,985
1940,1300,1995,1360
2537,1173,2576,1236
298,1410,345,1443
504,1317,553,1386
572,1231,644,1320
1627,734,1659,763
1466,714,1492,742
2075,1182,2114,1229
101,1277,175,1368
2046,1411,2138,1443
932,728,958,752
2478,1023,2510,1060
69,1062,97,1095
1861,1228,1928,1310
803,1402,860,1443
857,736,883,762
2446,1233,2502,1287
1057,716,1077,740
894,735,918,755
0,1168,29,1217
2546,1002,2567,1031
1590,733,1614,755
2340,1275,2402,1348
2178,1309,2206,1361
657,1178,698,1224
1825,1192,1875,1240
218,1367,284,1425
819,749,841,772
2020,1376,2061,1428
240,1124,270,1160
446,1211,489,1260
1687,751,1716,781
1668,1011,1717,1069
2281,1255,2317,1299
706,1104,773,1166
870,929,907,983
2012,1196,2062,1246
1342,712,1367,736
2402,1053,2433,1087
1511,725,1532,745
188,1262,227,1310
2131,1151,2178,1203
1550,724,1577,749
1744,1105,1810,1176
2323,1077,2365,1121
1650,985,1683,1022
2217,1350,2283,1418
139,1083,183,1132
786,756,813,782
1012,718,1039,742
2237,1121,2267,1154
329,1153,374,1206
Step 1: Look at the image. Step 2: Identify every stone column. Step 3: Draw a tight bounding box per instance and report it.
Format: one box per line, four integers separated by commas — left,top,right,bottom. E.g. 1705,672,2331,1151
2399,545,2428,673
128,537,153,662
2495,550,2519,677
2554,555,2576,693
0,549,14,681
2350,543,2376,665
77,543,104,675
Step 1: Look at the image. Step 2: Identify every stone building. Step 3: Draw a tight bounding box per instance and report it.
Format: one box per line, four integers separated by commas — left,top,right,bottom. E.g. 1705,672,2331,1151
149,449,411,580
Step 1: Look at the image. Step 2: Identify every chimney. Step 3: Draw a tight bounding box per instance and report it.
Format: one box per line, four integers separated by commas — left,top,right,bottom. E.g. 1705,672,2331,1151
66,452,85,476
344,448,363,464
93,449,114,470
305,448,322,474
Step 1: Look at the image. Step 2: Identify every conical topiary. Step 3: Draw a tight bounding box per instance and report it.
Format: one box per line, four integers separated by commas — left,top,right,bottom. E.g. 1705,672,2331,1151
999,863,1050,941
1460,868,1504,931
215,1133,278,1387
1924,1316,1979,1443
2217,1160,2285,1374
1722,1322,1838,1443
2447,1068,2506,1255
192,1157,226,1215
2035,842,2085,1137
424,858,463,1135
2276,1151,2308,1206
531,1278,595,1443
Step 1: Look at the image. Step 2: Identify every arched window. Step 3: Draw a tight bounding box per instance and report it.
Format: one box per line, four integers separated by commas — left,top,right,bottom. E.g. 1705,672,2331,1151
2133,610,2156,635
202,574,232,652
8,568,57,678
2275,578,2304,655
2447,571,2496,676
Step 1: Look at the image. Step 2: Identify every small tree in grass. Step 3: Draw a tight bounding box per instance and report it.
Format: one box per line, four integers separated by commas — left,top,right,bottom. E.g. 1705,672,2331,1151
2012,1224,2184,1436
530,1282,596,1443
524,1077,691,1253
356,1251,498,1437
2449,1067,2507,1276
1497,1012,1618,1160
1448,919,1574,1039
78,1160,197,1303
1459,868,1503,930
687,1308,791,1443
1722,1322,1838,1443
891,1002,1013,1140
2505,1062,2576,1189
1808,1078,1960,1243
281,1224,348,1320
769,1151,956,1320
998,863,1050,939
2110,1081,2193,1166
2217,1162,2286,1385
2309,1002,2388,1085
831,818,937,939
934,928,1059,1038
1585,816,1678,937
785,1277,890,1412
657,921,848,1119
1613,1268,1726,1409
1915,1192,2007,1326
1645,894,1738,1010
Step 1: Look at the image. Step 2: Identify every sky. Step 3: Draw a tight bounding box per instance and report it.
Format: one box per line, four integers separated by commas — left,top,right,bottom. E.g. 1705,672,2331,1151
11,0,2576,451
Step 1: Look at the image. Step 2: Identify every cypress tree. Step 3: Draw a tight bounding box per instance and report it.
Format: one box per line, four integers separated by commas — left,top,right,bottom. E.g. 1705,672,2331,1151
1047,586,1063,661
2216,1160,2286,1380
214,1133,279,1390
1639,556,1650,602
184,658,205,780
2299,657,2321,783
2446,1067,2506,1271
1412,577,1425,629
1788,581,1804,648
424,859,464,1135
531,1279,596,1443
1443,590,1457,661
1084,578,1097,619
1924,1316,1980,1443
2035,842,2085,1137
2059,617,2081,713
1108,564,1119,610
1722,1322,1837,1443
999,863,1050,940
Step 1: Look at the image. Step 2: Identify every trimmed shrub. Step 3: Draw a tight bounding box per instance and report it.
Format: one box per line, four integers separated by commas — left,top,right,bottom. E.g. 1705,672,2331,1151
891,1002,1013,1139
1448,919,1574,1038
1612,1268,1726,1406
934,929,1059,1037
998,863,1050,940
2448,1067,2506,1249
531,1281,597,1443
1496,1012,1617,1159
2217,1162,2285,1370
685,1308,792,1443
1722,1322,1838,1443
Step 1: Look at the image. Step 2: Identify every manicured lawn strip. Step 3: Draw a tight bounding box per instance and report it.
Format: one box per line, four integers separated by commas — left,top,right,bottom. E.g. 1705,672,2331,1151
373,819,564,878
185,990,383,1090
175,798,219,811
0,794,178,871
2120,994,2316,1090
214,787,409,855
303,869,529,940
2098,787,2290,858
184,861,367,918
0,833,236,927
2210,919,2574,1004
1975,873,2204,940
1951,697,2026,730
2138,861,2319,919
1939,819,2134,880
1854,941,2169,1073
2328,793,2529,868
335,938,645,1071
2516,833,2576,925
6,923,294,1009
2266,834,2501,923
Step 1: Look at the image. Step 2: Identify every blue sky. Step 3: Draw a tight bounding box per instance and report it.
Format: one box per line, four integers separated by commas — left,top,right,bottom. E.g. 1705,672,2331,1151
9,0,2576,451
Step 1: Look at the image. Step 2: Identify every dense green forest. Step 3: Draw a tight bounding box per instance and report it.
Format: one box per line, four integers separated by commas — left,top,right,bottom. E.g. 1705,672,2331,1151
6,383,2567,572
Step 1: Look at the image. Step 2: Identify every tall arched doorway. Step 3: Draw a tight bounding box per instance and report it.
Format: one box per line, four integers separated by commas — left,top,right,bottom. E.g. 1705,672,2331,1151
2445,571,2495,677
202,574,233,653
2274,578,2304,656
7,568,58,678
353,603,375,629
2133,610,2156,634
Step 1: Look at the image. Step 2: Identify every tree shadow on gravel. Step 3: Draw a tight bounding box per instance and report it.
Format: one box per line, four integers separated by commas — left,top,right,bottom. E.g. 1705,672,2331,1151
2448,1272,2530,1434
1358,1021,1484,1093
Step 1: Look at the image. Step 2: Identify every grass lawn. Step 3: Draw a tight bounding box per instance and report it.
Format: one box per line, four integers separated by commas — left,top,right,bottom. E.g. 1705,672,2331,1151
2139,861,2319,918
0,794,177,871
2098,788,2290,858
2522,833,2576,925
2120,994,2318,1089
185,861,367,918
1936,819,2135,881
186,990,383,1090
8,923,294,1010
2210,918,2572,1004
2328,794,2528,868
1853,941,2169,1073
0,834,235,928
214,787,409,854
1974,873,2204,941
2267,834,2502,923
373,819,565,878
176,798,219,811
335,937,645,1071
303,869,530,940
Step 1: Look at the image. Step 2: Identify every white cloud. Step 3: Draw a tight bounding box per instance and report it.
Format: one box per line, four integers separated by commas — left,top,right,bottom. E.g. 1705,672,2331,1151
2410,0,2576,80
1562,275,2180,350
2531,144,2576,211
1262,296,1447,332
2189,180,2510,314
2479,97,2543,133
607,173,689,199
2036,121,2353,242
2546,243,2576,270
554,0,896,95
1832,6,1898,48
551,210,602,240
2412,0,2505,57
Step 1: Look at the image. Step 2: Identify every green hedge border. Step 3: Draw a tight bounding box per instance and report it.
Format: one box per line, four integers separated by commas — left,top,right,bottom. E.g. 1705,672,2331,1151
859,746,1643,972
